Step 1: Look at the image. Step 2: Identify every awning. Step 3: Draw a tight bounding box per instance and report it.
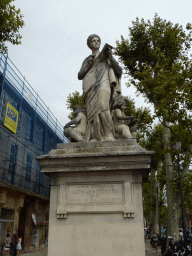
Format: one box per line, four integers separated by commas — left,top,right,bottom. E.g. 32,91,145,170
32,214,49,226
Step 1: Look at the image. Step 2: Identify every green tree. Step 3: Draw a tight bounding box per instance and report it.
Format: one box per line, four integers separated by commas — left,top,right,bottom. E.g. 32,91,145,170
141,124,165,235
115,14,192,241
124,96,153,136
0,0,24,53
66,91,85,120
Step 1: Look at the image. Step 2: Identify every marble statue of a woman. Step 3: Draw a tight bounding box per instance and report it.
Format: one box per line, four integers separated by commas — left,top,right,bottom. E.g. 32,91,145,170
78,34,122,141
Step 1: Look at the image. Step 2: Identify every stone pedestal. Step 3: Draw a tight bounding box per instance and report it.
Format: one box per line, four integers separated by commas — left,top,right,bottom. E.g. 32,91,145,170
37,139,153,256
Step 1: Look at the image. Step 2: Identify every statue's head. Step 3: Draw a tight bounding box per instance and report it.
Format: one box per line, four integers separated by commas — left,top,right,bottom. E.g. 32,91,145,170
113,96,129,109
74,105,86,116
87,34,101,50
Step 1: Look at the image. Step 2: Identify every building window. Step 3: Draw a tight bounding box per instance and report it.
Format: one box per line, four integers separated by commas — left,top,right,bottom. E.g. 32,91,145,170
26,115,31,140
25,113,34,142
36,162,40,193
25,154,32,189
0,208,15,239
36,127,43,150
8,143,18,184
45,134,56,153
17,109,22,134
0,91,7,120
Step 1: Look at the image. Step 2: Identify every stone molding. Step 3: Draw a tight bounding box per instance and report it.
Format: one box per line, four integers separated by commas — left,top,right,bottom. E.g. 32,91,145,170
37,140,153,182
56,181,135,219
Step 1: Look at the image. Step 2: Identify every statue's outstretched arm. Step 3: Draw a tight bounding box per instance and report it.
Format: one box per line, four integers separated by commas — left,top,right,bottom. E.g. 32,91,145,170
78,55,95,80
64,118,77,128
64,113,83,128
115,109,135,121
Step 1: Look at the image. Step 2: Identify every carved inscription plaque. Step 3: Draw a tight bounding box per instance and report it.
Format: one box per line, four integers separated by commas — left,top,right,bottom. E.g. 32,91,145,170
67,184,123,204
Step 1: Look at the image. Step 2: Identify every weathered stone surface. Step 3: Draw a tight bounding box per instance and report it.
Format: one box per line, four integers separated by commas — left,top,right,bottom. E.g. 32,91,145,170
112,95,138,139
37,140,153,256
67,183,123,204
77,35,122,142
37,140,152,182
64,106,87,142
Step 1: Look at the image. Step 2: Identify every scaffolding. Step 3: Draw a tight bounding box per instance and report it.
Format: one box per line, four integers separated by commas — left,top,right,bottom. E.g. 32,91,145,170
0,52,68,198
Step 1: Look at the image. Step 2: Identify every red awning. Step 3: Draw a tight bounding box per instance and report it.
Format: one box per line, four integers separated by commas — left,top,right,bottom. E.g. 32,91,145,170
36,221,49,226
32,214,48,226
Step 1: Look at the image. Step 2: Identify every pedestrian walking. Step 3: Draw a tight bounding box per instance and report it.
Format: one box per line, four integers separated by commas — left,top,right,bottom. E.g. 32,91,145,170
152,231,158,254
17,237,22,255
162,226,166,238
179,229,183,241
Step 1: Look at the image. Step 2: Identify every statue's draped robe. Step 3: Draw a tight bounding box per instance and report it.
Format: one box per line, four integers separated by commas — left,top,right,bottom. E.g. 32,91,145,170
82,55,121,141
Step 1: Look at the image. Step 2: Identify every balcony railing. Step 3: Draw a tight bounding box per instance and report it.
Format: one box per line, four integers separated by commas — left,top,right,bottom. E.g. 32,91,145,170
0,165,50,198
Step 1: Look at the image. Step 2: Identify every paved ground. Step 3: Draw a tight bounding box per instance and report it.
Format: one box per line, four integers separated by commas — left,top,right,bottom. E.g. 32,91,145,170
19,239,160,256
21,247,48,256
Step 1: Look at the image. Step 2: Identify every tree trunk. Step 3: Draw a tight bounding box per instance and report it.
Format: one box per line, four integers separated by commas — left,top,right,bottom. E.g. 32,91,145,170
182,143,192,178
150,168,158,235
181,143,192,233
163,120,179,242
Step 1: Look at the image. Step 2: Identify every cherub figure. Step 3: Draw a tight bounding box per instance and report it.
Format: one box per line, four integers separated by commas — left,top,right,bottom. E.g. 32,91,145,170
64,106,87,142
112,96,138,139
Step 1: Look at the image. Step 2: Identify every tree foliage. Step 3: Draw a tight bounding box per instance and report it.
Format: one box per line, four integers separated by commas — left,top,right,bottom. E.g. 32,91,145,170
140,123,164,170
0,0,24,53
115,14,192,241
124,96,153,136
115,14,192,126
141,124,167,230
66,91,85,120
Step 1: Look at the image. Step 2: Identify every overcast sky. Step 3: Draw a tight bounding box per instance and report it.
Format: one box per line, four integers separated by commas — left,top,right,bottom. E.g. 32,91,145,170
6,0,192,126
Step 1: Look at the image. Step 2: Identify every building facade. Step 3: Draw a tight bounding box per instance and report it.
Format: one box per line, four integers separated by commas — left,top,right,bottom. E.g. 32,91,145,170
0,53,67,254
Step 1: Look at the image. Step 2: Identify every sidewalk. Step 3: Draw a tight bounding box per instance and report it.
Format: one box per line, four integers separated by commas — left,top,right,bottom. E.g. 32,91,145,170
19,240,160,256
20,247,47,256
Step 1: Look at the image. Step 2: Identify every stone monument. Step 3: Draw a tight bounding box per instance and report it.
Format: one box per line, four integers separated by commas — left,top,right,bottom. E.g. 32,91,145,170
37,34,153,256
